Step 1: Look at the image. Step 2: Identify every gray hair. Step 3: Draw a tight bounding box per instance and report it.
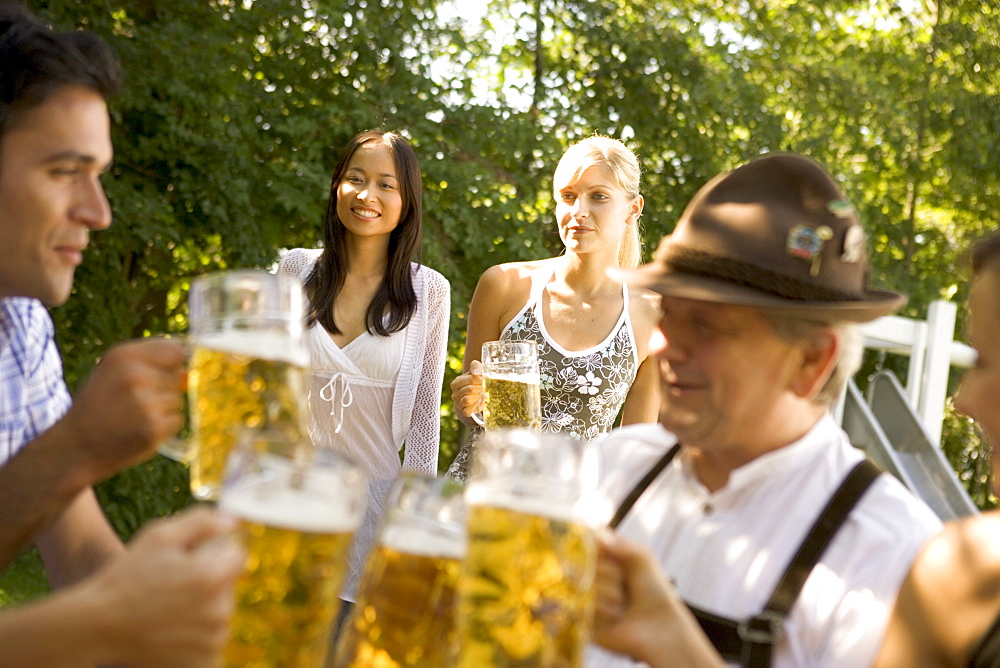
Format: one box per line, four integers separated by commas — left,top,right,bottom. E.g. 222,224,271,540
764,314,863,407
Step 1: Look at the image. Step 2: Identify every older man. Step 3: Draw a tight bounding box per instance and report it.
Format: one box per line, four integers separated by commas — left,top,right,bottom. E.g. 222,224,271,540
589,154,941,667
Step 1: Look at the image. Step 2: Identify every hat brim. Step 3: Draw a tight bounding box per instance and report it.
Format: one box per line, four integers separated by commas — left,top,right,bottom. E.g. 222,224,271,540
613,264,906,323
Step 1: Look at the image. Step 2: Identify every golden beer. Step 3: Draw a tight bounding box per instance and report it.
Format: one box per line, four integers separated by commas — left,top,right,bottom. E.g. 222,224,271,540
482,372,542,430
222,485,356,668
458,502,596,668
334,525,462,667
188,331,308,500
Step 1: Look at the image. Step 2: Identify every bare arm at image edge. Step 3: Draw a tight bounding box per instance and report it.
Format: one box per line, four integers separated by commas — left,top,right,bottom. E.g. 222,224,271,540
0,508,244,668
0,339,186,574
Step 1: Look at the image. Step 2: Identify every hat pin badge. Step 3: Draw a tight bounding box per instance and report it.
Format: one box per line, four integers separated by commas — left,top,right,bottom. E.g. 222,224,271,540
787,224,833,276
840,224,866,263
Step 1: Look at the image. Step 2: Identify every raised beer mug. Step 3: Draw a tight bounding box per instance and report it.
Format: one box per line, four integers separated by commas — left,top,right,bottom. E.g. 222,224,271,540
220,435,367,668
170,269,309,501
333,471,466,667
458,428,599,667
473,340,542,430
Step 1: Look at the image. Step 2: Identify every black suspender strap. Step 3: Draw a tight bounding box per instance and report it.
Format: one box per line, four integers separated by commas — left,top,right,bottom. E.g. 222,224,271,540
688,458,883,668
608,443,681,530
764,459,882,616
686,604,753,662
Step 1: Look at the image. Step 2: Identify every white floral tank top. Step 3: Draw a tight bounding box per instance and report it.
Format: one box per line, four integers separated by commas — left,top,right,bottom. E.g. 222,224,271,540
501,270,640,441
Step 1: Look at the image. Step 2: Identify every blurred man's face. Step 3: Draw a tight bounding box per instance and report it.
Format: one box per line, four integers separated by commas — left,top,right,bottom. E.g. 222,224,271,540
0,85,112,306
955,266,1000,490
651,296,805,453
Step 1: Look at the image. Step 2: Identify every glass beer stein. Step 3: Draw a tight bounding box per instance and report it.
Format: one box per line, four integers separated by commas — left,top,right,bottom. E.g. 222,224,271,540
458,428,599,667
184,269,309,501
474,340,542,430
333,472,466,667
221,435,368,668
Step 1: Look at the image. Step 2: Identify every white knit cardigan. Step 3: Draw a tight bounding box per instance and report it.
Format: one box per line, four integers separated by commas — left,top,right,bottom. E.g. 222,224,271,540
277,248,450,472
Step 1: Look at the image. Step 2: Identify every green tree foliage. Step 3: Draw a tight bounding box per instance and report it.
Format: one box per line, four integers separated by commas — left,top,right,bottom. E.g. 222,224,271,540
19,0,1000,545
454,0,1000,506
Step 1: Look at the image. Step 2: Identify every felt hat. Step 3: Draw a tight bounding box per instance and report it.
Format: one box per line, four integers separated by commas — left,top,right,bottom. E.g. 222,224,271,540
620,153,905,322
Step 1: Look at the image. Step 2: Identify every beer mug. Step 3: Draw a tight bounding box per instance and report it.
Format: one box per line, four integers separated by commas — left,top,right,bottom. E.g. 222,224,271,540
458,428,599,667
333,472,466,667
473,340,542,430
173,269,309,501
220,434,367,668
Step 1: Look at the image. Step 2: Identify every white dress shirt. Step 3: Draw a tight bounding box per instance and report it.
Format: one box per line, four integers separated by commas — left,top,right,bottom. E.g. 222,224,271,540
587,415,942,667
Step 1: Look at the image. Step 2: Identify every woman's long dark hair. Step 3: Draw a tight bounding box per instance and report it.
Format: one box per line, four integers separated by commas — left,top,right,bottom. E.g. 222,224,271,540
304,130,422,336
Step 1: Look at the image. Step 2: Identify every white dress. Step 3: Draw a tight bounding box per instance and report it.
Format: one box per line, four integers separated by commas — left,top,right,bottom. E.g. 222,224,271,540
306,319,405,601
278,248,451,600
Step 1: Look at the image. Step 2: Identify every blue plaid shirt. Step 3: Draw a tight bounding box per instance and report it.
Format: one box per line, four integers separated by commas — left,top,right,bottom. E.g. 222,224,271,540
0,298,72,465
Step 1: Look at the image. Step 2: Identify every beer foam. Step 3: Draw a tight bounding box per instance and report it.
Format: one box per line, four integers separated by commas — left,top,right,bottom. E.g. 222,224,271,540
483,370,541,384
381,524,465,559
221,484,359,533
468,488,584,524
198,331,308,367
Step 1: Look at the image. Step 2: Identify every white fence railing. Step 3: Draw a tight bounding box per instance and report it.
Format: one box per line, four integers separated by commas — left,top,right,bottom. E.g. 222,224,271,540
858,300,976,445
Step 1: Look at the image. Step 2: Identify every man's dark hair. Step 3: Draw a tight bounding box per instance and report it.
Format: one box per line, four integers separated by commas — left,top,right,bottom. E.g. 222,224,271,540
0,1,122,139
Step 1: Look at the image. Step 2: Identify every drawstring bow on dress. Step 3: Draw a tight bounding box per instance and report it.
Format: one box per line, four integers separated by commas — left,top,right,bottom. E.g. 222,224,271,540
319,372,354,434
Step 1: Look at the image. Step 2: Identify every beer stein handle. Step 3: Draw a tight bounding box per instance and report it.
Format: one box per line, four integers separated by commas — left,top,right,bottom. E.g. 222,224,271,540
158,436,195,463
468,359,486,427
153,333,194,463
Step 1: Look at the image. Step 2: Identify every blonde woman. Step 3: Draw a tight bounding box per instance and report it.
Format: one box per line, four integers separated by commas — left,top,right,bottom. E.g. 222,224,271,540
448,136,660,480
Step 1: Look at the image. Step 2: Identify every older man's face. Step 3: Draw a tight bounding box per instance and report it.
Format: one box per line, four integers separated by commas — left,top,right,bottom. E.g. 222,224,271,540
651,296,806,453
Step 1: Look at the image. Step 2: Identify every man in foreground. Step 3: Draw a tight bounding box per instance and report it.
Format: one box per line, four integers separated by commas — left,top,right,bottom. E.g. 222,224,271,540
0,0,187,579
0,3,243,663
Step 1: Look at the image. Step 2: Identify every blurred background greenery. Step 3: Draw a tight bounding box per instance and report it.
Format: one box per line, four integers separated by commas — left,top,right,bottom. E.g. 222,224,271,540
5,0,996,603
